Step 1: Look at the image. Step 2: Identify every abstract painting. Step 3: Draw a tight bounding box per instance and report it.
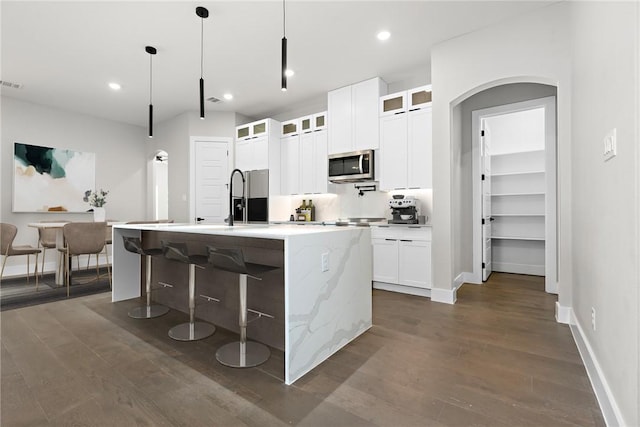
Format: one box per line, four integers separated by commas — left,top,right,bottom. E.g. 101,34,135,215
13,142,95,212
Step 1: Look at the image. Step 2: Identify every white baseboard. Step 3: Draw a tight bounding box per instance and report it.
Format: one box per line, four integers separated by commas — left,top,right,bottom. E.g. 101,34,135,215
430,287,457,304
494,262,544,276
555,301,572,324
462,271,481,285
570,316,626,427
372,282,431,298
453,272,465,289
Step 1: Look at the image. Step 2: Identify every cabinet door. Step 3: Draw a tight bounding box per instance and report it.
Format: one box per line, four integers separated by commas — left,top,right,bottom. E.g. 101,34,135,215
252,119,269,138
380,91,407,117
353,78,383,151
372,238,399,283
235,140,252,171
299,132,314,194
253,136,269,170
328,85,352,154
313,130,328,193
408,85,432,110
399,240,431,288
280,135,300,195
379,114,408,191
407,107,432,189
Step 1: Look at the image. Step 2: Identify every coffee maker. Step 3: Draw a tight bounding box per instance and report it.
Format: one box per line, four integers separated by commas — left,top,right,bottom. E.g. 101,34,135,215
389,195,419,224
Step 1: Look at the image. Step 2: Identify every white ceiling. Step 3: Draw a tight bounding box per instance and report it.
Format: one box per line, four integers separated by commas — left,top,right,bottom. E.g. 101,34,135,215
1,1,553,127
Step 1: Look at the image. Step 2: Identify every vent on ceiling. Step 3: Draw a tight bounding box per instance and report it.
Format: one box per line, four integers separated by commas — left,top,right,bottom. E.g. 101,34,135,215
206,96,221,103
0,80,23,89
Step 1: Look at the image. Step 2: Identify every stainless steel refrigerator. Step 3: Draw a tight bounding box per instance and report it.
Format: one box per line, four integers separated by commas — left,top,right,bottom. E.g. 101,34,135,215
231,169,269,223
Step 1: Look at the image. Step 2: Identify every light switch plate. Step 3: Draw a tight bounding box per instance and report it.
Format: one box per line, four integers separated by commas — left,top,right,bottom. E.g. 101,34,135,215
603,128,617,161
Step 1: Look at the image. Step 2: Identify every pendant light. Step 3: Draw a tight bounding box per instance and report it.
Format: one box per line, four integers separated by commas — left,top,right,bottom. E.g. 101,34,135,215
196,6,209,119
281,0,287,91
145,46,157,138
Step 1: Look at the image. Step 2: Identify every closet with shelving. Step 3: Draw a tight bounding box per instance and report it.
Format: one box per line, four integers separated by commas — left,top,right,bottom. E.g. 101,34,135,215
490,149,545,275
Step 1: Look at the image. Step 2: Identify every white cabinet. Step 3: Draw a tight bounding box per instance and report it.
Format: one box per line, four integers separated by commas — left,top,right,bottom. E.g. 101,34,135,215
282,130,328,195
371,225,432,295
328,77,387,154
379,86,432,190
234,118,281,195
282,119,300,137
236,118,272,141
280,134,300,195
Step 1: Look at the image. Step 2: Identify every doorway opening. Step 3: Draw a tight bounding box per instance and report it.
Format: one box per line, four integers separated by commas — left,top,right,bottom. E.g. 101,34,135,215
151,150,169,220
472,96,557,293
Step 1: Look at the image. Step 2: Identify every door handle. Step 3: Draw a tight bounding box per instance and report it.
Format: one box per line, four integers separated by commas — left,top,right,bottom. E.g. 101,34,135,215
490,217,495,222
196,217,204,222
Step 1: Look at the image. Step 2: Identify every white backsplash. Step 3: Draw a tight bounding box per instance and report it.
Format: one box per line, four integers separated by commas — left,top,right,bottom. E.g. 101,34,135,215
273,185,432,223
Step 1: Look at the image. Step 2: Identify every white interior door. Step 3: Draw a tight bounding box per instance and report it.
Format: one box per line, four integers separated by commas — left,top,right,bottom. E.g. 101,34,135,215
194,140,229,223
481,121,493,281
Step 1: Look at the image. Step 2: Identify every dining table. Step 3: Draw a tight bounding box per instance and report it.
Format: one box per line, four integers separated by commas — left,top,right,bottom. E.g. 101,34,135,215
28,221,122,286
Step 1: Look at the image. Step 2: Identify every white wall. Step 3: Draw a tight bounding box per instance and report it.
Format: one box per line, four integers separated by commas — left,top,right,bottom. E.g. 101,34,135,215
430,2,572,306
151,110,238,223
570,2,639,425
1,96,147,275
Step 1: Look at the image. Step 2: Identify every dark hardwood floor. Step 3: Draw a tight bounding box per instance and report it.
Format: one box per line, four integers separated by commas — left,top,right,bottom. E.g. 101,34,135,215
1,273,604,426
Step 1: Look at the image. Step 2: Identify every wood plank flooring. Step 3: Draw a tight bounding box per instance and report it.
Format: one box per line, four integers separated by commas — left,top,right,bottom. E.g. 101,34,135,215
1,273,604,426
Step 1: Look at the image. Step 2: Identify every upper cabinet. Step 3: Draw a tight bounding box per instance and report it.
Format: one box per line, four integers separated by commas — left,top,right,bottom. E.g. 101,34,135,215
234,118,281,175
280,111,329,196
328,77,387,154
379,85,432,191
236,118,272,141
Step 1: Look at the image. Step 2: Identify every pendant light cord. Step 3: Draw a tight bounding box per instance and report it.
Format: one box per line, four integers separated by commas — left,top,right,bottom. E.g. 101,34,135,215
283,0,286,37
200,16,204,78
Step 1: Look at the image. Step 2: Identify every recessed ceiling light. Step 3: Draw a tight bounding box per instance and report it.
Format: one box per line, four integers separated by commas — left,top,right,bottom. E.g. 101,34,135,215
108,82,121,90
377,31,391,41
285,69,295,77
223,93,233,100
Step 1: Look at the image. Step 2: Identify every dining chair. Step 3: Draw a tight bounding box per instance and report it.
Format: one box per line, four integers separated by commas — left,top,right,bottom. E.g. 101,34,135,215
1,223,42,289
58,222,110,297
86,222,114,270
38,219,70,278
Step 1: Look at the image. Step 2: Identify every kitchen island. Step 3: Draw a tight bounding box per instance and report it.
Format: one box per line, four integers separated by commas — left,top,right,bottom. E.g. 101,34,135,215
112,223,372,385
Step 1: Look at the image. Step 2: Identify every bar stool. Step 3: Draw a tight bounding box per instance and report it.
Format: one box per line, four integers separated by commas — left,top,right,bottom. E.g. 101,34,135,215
207,246,277,368
162,241,216,341
122,236,170,319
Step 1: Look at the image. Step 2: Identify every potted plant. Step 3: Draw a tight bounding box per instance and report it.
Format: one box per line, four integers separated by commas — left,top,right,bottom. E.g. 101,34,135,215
84,189,109,222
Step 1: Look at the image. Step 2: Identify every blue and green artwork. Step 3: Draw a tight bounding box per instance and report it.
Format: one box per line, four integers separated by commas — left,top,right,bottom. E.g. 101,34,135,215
13,142,95,212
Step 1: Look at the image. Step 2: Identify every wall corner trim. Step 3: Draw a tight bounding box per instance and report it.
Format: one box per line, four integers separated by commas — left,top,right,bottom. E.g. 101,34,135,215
555,301,572,324
570,318,626,427
431,279,461,305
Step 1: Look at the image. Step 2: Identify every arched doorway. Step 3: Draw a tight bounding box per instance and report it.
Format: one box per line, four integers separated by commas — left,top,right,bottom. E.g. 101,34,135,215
150,150,168,220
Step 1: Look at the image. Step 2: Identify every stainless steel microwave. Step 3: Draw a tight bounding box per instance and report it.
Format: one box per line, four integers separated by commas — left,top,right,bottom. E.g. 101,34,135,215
328,150,374,183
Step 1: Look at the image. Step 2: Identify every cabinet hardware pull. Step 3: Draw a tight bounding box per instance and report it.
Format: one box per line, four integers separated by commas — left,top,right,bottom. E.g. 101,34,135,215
408,226,421,229
400,239,412,242
394,111,406,115
409,108,420,112
385,238,396,241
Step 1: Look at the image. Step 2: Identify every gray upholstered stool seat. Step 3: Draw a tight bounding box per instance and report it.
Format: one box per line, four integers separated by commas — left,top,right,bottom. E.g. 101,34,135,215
122,236,170,319
207,246,278,368
162,241,216,341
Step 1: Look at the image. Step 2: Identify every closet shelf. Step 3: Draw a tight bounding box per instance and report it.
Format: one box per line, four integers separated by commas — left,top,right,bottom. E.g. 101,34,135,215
491,170,545,177
491,236,545,241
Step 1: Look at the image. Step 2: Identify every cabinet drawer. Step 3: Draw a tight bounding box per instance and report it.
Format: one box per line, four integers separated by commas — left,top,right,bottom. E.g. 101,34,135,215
370,226,396,239
399,226,431,241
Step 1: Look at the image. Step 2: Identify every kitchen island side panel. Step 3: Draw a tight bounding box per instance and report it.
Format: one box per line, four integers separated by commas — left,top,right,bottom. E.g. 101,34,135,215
285,227,372,384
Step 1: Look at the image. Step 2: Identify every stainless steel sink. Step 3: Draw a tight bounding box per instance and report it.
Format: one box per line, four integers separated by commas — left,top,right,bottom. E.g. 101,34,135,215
334,217,386,227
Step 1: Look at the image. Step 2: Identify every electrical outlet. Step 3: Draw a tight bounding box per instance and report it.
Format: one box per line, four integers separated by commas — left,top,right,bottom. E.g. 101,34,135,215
603,128,617,161
591,307,596,331
321,252,329,272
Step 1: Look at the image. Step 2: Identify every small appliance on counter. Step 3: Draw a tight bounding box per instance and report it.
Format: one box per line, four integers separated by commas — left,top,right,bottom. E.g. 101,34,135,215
389,195,419,224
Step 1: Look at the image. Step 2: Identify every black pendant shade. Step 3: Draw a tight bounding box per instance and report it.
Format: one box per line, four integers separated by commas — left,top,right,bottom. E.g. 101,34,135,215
145,45,157,138
196,6,209,119
281,0,287,91
281,37,287,91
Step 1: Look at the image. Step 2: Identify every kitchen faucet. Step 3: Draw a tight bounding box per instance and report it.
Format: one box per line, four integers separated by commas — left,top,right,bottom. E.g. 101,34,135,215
227,168,245,226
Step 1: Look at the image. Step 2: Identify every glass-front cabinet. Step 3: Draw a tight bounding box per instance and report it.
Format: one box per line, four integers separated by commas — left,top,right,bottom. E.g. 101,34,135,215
236,118,272,141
